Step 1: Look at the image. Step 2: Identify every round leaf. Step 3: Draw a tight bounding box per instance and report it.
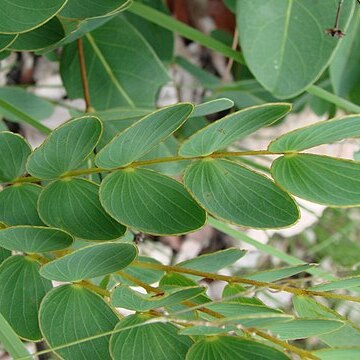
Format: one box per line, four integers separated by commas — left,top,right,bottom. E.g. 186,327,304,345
179,103,291,157
96,103,193,168
26,116,102,179
39,285,119,360
99,168,206,235
110,314,193,360
0,34,18,51
0,226,73,253
0,132,31,182
40,242,137,282
0,256,52,340
0,184,44,226
271,154,360,206
186,336,290,360
38,178,126,240
184,159,299,228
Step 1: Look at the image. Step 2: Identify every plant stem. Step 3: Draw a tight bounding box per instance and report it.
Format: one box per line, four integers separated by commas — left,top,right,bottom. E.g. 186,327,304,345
307,85,360,113
78,280,110,297
131,261,360,303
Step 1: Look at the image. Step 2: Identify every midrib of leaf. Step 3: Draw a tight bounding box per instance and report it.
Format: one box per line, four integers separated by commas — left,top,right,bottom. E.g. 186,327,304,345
85,33,135,108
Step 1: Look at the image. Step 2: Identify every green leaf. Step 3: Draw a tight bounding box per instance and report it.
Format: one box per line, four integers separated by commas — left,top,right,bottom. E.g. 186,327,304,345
330,8,360,105
184,159,299,228
190,98,234,118
271,154,360,206
110,314,193,360
40,242,137,281
0,226,73,253
0,34,18,51
95,103,193,168
38,178,126,240
61,16,169,110
265,319,344,340
268,115,360,152
99,168,206,235
111,285,204,311
236,0,355,98
60,0,130,19
179,325,231,336
0,247,11,265
310,275,360,292
245,264,315,282
186,336,289,360
0,184,44,226
0,132,31,182
179,103,291,157
0,256,52,340
39,285,119,360
9,17,65,51
314,348,360,360
26,116,102,179
176,248,246,280
0,0,67,34
0,312,30,360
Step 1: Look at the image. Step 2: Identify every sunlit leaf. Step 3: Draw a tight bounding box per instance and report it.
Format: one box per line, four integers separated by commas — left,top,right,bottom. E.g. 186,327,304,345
310,275,360,292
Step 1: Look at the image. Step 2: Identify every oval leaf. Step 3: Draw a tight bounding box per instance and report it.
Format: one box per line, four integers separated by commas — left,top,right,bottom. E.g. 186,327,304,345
26,116,102,179
110,314,193,360
186,336,290,360
0,184,44,226
38,178,126,240
0,256,52,340
184,159,299,228
0,132,31,182
271,154,360,206
0,0,67,34
310,275,360,292
191,98,234,118
0,226,73,253
40,242,137,282
99,168,206,235
179,103,291,157
96,103,193,168
236,0,354,98
269,115,360,152
39,285,119,360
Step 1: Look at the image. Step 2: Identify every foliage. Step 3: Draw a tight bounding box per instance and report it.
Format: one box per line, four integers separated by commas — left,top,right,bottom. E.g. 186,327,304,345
0,0,360,359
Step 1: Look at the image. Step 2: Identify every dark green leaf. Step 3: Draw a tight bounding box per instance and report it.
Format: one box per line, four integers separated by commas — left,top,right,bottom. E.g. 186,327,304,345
100,168,206,235
0,34,18,51
38,178,126,240
0,256,52,340
271,154,360,206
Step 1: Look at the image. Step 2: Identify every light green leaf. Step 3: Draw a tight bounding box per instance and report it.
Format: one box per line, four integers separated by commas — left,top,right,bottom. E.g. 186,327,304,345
0,256,52,340
0,34,18,51
0,226,73,253
330,7,360,105
99,168,206,235
179,103,291,157
0,87,53,123
111,285,205,311
236,0,354,98
268,115,360,152
191,98,234,118
265,319,344,340
95,103,193,168
179,325,231,336
314,348,360,360
9,17,65,51
61,16,169,110
110,314,193,360
245,264,315,282
310,275,360,292
0,312,30,360
0,132,31,182
186,336,290,360
40,242,137,281
0,0,67,34
38,178,126,240
184,159,299,228
39,285,118,360
60,0,130,19
27,116,102,179
0,184,44,226
271,154,360,206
